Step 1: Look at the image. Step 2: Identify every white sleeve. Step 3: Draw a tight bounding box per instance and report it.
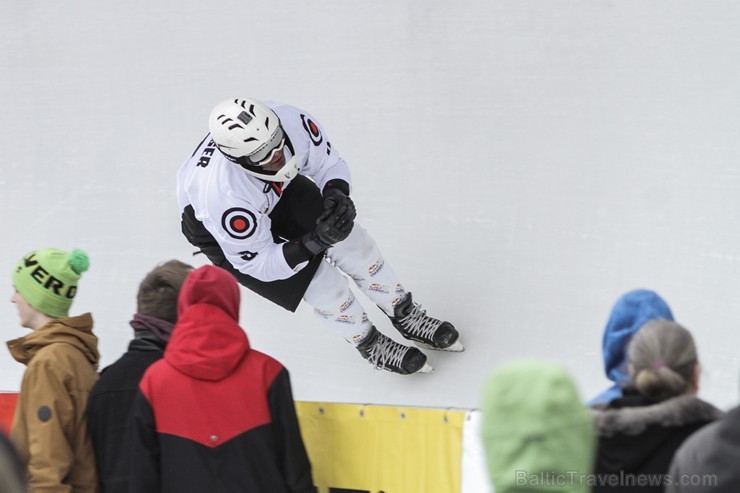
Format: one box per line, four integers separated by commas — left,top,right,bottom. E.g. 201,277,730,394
308,155,352,193
293,110,352,192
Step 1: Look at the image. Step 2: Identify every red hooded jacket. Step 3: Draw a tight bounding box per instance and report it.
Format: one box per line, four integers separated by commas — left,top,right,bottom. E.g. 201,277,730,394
129,265,314,493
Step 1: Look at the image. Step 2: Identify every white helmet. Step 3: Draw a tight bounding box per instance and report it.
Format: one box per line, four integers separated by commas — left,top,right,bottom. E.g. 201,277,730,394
208,98,298,182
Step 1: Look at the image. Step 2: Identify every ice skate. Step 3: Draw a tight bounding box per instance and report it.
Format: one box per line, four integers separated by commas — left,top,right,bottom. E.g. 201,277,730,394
389,293,464,352
356,326,433,375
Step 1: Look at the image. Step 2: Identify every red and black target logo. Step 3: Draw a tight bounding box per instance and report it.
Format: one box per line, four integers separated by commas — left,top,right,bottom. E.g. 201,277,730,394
301,114,323,147
221,207,257,240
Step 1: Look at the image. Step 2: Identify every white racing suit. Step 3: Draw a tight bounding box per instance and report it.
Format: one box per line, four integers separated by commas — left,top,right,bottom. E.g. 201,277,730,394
178,102,407,344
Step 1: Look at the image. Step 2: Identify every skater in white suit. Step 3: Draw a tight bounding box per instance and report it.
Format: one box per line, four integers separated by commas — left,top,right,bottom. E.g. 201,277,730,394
177,98,462,374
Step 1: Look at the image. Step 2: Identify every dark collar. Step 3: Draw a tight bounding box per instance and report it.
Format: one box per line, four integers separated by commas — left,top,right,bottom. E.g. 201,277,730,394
593,395,723,437
128,331,166,352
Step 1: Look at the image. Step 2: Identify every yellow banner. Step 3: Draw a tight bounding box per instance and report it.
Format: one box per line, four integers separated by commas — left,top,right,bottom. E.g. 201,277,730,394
296,402,465,493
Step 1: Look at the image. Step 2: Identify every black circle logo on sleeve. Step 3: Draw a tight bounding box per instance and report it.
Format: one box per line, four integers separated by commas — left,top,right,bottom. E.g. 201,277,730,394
221,207,257,240
300,114,323,146
38,405,52,422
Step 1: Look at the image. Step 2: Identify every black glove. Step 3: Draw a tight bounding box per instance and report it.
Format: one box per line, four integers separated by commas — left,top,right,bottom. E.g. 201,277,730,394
320,181,356,232
300,212,354,256
283,181,357,266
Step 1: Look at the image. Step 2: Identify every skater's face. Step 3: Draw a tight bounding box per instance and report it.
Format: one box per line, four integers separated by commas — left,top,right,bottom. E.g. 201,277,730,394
261,149,286,171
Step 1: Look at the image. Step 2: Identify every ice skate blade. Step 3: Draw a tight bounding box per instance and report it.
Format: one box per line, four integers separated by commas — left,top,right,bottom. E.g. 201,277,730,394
414,339,465,352
416,362,434,374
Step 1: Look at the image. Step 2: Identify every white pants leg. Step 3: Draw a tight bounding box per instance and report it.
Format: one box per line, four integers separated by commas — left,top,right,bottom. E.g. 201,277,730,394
303,259,372,345
326,223,408,315
302,223,408,346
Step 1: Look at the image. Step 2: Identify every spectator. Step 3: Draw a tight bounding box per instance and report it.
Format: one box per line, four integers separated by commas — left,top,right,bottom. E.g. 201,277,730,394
593,320,722,492
480,360,596,493
7,247,99,492
129,265,314,492
666,402,740,492
0,432,25,493
86,260,193,493
589,289,674,408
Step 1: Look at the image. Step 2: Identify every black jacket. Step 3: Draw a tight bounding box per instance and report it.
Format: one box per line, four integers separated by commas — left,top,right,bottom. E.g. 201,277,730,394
86,333,165,493
593,390,722,492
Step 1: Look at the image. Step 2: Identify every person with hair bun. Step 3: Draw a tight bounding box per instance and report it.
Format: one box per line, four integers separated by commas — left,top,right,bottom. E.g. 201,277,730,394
592,320,723,492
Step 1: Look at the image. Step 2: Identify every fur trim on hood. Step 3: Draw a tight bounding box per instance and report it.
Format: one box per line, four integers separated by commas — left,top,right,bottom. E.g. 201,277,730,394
593,395,723,438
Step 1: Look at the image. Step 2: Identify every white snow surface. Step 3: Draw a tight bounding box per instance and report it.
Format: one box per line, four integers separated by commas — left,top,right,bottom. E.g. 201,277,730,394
2,1,740,410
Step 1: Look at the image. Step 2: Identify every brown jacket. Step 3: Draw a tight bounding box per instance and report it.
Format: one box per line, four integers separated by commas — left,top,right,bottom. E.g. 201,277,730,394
7,313,100,493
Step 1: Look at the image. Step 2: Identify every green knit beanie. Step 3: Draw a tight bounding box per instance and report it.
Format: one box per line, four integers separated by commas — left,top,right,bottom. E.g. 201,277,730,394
12,248,90,318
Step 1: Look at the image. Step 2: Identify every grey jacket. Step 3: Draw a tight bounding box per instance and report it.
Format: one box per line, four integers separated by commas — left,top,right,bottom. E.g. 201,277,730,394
667,405,740,493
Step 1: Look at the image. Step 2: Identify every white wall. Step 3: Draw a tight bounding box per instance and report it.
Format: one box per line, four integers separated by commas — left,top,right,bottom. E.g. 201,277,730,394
2,0,740,410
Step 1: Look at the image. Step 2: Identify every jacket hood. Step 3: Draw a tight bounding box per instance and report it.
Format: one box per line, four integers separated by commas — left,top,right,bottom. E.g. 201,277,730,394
177,265,240,321
592,290,673,405
165,266,249,381
6,313,99,367
480,360,596,493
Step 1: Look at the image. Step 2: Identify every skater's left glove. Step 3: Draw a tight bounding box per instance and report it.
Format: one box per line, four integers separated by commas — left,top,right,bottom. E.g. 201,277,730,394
320,180,356,232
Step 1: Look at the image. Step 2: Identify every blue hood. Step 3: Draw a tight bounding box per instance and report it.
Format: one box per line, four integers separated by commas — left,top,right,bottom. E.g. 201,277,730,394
588,289,674,406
